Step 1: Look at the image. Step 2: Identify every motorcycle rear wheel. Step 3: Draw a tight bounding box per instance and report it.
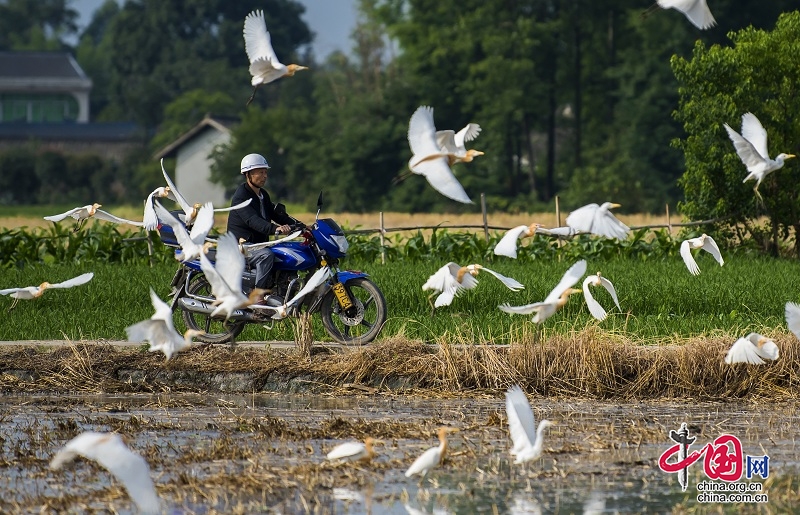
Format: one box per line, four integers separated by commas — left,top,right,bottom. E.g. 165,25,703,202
181,275,246,344
320,277,386,345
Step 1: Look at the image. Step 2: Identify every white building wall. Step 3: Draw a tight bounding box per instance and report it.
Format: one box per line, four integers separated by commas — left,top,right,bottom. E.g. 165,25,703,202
174,128,230,206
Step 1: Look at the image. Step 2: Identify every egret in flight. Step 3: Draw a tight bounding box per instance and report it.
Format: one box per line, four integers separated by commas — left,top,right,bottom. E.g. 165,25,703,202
0,272,93,311
406,106,473,203
494,224,578,258
680,234,723,275
566,202,630,240
44,204,144,232
154,200,214,262
582,272,621,321
724,113,795,200
436,122,483,166
405,427,460,479
200,232,268,320
142,186,171,231
506,385,553,464
243,10,308,106
724,333,779,365
50,432,161,515
125,288,204,360
643,0,716,30
326,437,383,463
422,262,524,311
499,260,586,323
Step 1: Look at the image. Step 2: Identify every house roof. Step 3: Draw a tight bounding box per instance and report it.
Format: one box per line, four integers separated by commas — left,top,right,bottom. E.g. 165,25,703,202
0,51,92,91
0,122,142,142
153,115,238,159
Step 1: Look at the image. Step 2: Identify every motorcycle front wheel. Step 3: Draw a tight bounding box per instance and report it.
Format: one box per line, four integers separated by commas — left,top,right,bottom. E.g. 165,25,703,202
180,275,246,344
320,277,387,345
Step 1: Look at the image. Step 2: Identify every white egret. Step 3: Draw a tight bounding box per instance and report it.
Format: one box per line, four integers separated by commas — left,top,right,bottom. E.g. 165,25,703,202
436,122,484,166
645,0,716,30
422,262,524,310
50,431,161,515
243,10,308,106
494,224,578,258
160,159,251,226
142,186,171,231
725,333,779,365
566,202,630,240
125,288,204,360
786,302,800,341
724,113,796,200
44,204,144,231
499,260,586,323
406,106,472,204
326,437,383,463
199,232,267,320
505,385,552,464
582,272,621,321
405,427,460,479
154,200,214,262
0,272,94,311
680,234,723,276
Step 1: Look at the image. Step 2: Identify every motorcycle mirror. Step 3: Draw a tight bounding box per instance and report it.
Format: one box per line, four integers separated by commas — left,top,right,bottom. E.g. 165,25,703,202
315,191,323,220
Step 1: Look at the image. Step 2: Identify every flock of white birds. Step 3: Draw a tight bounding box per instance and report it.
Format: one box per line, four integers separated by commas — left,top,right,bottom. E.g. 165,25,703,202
5,3,799,511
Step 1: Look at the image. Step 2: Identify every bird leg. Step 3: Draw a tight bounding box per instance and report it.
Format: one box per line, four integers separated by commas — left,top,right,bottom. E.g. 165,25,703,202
7,297,19,312
391,170,413,186
245,84,260,107
427,293,437,317
754,184,764,204
640,2,660,19
73,219,87,233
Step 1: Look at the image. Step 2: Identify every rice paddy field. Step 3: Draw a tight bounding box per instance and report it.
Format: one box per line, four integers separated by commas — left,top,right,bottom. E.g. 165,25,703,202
2,210,800,514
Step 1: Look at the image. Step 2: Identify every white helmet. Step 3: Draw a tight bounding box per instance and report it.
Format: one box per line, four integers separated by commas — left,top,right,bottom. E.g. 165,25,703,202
240,153,270,174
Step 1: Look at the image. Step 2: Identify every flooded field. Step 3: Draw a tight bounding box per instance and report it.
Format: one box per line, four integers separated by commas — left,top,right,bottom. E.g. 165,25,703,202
1,393,798,514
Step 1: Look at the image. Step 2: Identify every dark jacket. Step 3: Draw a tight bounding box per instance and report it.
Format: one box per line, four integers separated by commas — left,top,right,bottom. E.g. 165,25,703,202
226,183,293,244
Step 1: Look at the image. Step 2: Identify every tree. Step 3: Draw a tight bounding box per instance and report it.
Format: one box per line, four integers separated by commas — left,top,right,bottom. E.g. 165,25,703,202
0,0,77,50
672,11,800,255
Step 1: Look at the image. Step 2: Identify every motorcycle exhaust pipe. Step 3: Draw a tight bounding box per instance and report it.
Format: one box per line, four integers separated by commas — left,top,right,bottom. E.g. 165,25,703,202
177,297,259,322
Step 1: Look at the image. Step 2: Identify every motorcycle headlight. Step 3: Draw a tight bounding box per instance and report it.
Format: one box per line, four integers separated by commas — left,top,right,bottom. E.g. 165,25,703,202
332,234,349,253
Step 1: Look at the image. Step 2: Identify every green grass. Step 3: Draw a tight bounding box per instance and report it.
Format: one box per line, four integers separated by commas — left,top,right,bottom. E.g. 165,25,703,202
1,254,799,343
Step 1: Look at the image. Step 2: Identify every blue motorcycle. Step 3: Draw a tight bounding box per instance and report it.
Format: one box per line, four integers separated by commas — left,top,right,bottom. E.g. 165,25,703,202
158,194,387,345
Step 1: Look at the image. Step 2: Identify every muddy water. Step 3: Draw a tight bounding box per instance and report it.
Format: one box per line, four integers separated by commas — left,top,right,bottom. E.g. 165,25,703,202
1,394,797,514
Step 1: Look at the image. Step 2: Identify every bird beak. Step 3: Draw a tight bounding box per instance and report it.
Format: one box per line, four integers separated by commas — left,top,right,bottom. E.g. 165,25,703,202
567,288,582,295
610,203,621,209
787,154,796,159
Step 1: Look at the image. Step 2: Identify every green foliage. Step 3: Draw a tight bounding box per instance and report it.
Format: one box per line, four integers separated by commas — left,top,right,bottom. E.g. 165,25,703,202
673,11,800,255
0,0,77,50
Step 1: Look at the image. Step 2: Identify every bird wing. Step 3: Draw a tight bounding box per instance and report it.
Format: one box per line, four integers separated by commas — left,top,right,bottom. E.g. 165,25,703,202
413,157,472,203
199,253,236,302
213,198,252,213
565,204,599,233
147,288,174,325
756,339,780,361
543,259,587,304
143,191,160,231
701,236,724,266
498,301,545,315
454,123,481,148
680,240,700,276
161,158,193,216
435,130,459,154
242,230,302,255
740,113,770,161
214,232,246,293
243,10,279,65
126,319,175,350
724,337,766,365
405,446,441,477
408,106,446,162
326,441,366,461
582,276,608,322
50,432,160,515
506,385,537,455
538,226,579,237
724,123,766,172
154,200,193,249
188,202,215,244
597,275,621,310
93,209,144,226
479,266,525,291
43,207,84,222
47,272,94,289
284,266,332,308
0,287,25,296
657,0,715,29
494,225,529,259
785,302,800,341
422,263,458,292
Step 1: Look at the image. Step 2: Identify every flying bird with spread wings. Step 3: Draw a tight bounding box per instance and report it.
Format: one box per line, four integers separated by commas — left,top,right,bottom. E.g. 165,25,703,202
0,272,94,311
422,262,524,311
125,288,204,360
499,260,586,324
680,234,724,275
44,204,143,232
582,272,621,321
505,385,553,464
243,10,308,106
436,122,484,166
643,0,716,30
566,202,630,240
724,332,779,365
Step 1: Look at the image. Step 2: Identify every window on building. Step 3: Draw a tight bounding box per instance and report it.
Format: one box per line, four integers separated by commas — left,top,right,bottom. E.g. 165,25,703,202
0,94,79,122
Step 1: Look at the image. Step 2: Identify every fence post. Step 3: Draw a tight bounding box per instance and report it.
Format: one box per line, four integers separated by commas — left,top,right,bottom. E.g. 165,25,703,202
379,211,386,265
555,196,561,227
481,193,489,243
666,203,672,234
